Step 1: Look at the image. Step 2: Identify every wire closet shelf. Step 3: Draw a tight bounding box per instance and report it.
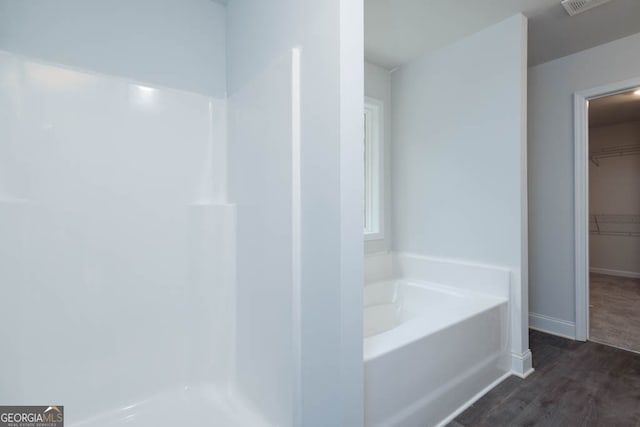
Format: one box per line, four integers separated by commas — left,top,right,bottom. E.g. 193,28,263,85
589,143,640,167
590,214,640,237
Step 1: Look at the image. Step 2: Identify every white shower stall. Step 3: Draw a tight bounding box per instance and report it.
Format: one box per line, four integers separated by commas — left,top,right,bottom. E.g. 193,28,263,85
0,0,364,426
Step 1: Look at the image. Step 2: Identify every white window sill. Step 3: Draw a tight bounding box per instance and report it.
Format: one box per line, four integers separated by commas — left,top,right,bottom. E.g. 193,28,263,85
364,231,384,241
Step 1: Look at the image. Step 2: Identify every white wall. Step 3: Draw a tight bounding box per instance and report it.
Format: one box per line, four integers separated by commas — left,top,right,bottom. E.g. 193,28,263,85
226,1,363,426
0,0,226,96
364,61,392,254
589,121,640,276
391,15,530,370
529,31,640,334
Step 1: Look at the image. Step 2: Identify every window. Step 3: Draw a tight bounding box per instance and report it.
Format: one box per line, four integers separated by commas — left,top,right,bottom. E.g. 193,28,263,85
364,98,383,240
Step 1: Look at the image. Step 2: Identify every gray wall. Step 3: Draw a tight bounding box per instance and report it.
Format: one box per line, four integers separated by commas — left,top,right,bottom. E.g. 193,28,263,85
0,0,226,97
528,31,640,334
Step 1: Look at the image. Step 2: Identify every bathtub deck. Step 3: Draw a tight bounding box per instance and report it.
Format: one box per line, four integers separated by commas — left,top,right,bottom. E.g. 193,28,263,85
69,384,270,427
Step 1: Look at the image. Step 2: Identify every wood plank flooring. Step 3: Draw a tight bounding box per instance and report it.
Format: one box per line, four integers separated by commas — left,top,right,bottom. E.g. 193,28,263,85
590,273,640,353
449,330,640,427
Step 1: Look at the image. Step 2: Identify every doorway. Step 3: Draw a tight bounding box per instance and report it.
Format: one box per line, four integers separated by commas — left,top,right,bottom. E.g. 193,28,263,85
575,80,640,351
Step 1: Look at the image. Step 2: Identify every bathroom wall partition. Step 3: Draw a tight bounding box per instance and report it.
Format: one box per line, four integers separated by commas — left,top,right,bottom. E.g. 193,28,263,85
228,49,299,426
226,0,364,425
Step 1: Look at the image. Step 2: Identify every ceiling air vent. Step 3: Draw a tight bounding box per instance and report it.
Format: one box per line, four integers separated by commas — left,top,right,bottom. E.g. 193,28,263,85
561,0,613,16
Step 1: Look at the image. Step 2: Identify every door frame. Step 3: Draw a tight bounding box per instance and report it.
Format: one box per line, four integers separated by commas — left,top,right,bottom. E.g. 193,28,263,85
573,76,640,341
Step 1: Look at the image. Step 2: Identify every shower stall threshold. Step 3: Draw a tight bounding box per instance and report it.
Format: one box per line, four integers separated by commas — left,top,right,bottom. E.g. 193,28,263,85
69,384,270,427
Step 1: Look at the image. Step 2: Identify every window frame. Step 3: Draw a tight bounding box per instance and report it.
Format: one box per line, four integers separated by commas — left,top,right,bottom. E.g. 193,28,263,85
364,97,384,241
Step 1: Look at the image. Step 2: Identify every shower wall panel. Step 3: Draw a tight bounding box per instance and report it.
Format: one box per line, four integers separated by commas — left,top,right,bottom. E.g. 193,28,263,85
0,51,229,421
228,50,297,427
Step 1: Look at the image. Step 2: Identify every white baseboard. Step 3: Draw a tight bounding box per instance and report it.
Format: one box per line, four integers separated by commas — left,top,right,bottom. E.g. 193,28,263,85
590,267,640,279
529,312,576,340
435,371,512,427
511,350,534,378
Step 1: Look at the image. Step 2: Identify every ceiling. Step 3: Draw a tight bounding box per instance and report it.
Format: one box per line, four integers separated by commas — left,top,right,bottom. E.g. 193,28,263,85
365,0,640,70
589,90,640,128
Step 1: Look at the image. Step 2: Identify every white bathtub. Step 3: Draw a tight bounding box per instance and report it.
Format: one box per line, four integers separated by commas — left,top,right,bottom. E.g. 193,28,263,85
364,280,510,427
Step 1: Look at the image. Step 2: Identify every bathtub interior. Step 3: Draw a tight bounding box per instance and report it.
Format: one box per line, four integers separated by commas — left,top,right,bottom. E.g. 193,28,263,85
366,281,483,336
364,280,508,357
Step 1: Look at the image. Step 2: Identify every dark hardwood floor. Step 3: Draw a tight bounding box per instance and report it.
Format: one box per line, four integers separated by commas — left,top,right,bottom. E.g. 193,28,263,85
449,330,640,427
